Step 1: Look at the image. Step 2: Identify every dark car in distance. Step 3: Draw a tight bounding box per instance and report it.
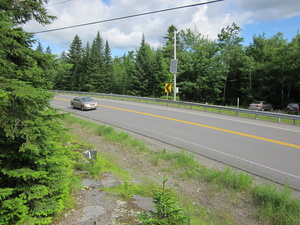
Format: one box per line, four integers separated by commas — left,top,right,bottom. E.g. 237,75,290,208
70,96,98,111
284,103,300,114
248,101,273,111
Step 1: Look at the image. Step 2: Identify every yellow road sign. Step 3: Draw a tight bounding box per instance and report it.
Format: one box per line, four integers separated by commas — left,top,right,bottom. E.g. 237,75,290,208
165,83,172,93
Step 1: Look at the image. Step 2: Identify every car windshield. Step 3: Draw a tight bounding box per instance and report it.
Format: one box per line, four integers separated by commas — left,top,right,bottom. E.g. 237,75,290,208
252,101,261,104
289,103,299,107
80,97,92,102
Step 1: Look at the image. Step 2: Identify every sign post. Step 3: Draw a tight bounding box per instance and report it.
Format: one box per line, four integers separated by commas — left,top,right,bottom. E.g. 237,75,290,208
169,31,178,101
165,83,172,99
173,31,177,101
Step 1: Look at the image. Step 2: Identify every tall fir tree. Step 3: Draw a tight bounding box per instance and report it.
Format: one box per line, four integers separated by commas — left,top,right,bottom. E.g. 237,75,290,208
131,34,155,96
87,31,105,92
0,1,73,224
103,40,113,93
162,25,183,59
66,35,84,91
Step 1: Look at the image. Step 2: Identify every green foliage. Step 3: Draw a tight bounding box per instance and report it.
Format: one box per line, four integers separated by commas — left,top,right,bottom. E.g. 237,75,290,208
0,2,74,223
0,79,73,224
53,22,300,107
200,167,253,192
1,0,56,25
139,176,190,225
252,184,300,225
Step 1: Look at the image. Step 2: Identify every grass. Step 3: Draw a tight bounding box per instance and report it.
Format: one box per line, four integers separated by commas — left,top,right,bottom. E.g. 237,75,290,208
252,184,300,225
64,114,300,225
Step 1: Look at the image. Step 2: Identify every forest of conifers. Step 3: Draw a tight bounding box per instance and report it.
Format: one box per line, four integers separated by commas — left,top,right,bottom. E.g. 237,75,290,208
51,23,300,109
1,1,300,224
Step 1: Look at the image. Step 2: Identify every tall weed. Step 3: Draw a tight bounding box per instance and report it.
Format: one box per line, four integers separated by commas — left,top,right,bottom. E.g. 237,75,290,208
252,184,300,224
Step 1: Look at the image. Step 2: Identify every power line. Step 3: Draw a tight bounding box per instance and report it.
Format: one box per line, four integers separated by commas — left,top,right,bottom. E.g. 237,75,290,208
45,0,72,7
33,0,224,34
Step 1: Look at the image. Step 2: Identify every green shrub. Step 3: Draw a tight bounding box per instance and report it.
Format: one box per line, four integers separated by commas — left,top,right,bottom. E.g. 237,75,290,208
139,176,190,225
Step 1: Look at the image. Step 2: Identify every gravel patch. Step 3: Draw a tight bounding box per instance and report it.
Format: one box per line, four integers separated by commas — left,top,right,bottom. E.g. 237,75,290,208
53,120,298,225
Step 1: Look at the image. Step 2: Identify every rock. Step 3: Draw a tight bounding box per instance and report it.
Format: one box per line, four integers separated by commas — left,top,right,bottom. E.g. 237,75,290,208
132,195,155,212
82,179,102,189
78,206,105,223
101,172,121,188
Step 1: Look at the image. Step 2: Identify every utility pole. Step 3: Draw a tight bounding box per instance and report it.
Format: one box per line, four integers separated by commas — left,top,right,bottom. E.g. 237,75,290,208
173,30,177,101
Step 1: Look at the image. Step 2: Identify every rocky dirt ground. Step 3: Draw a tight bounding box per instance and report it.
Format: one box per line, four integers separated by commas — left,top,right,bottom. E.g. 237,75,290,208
53,122,270,225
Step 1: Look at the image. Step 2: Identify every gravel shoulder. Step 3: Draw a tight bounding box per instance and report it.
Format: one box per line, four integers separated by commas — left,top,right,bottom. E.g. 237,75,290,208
53,121,272,225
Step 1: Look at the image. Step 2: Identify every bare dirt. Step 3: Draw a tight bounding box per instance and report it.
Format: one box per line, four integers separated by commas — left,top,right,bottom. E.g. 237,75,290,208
53,122,268,225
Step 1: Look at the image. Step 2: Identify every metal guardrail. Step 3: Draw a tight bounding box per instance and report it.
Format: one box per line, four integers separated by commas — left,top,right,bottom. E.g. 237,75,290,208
51,90,300,125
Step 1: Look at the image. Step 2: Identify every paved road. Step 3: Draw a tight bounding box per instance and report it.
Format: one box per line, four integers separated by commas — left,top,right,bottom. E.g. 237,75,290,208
52,94,300,190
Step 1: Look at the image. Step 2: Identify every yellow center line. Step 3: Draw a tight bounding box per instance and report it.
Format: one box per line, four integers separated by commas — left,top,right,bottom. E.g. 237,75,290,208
99,105,300,149
54,98,300,149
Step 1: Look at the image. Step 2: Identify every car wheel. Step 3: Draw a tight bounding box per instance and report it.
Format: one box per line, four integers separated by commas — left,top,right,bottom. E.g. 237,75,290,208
261,108,264,111
81,105,85,111
71,103,75,109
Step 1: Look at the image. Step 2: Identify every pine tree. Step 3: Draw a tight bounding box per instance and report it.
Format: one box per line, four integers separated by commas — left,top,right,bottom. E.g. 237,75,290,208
45,46,52,54
131,34,154,96
162,25,182,59
87,31,105,92
36,41,44,53
66,35,84,91
121,51,136,95
152,48,170,97
0,2,73,224
103,40,113,93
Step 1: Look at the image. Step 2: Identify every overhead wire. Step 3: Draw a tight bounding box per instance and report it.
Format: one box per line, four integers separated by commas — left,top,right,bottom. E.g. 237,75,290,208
32,0,224,34
45,0,72,7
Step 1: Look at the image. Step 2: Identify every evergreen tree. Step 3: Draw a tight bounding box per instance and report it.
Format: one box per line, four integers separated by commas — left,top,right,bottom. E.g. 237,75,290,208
87,31,105,92
52,55,73,90
0,2,73,224
130,34,154,96
66,34,84,90
36,41,44,53
81,42,91,91
1,0,55,25
112,56,125,94
45,46,52,54
121,51,136,95
152,48,170,97
162,25,182,59
103,40,113,93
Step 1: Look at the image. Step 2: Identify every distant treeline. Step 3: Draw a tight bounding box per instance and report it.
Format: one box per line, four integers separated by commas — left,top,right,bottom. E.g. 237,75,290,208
49,23,300,108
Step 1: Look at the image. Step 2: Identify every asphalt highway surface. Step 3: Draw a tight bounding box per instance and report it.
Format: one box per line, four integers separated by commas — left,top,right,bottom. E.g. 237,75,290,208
52,94,300,190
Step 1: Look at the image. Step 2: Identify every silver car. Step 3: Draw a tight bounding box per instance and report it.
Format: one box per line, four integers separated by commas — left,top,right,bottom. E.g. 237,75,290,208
249,101,273,111
70,96,98,111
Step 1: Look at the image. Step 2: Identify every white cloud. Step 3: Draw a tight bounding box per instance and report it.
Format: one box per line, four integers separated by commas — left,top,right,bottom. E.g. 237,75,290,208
23,0,300,56
236,0,300,20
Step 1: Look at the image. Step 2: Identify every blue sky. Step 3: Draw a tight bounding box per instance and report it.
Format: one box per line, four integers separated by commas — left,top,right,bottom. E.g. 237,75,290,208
24,0,300,57
242,16,300,45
